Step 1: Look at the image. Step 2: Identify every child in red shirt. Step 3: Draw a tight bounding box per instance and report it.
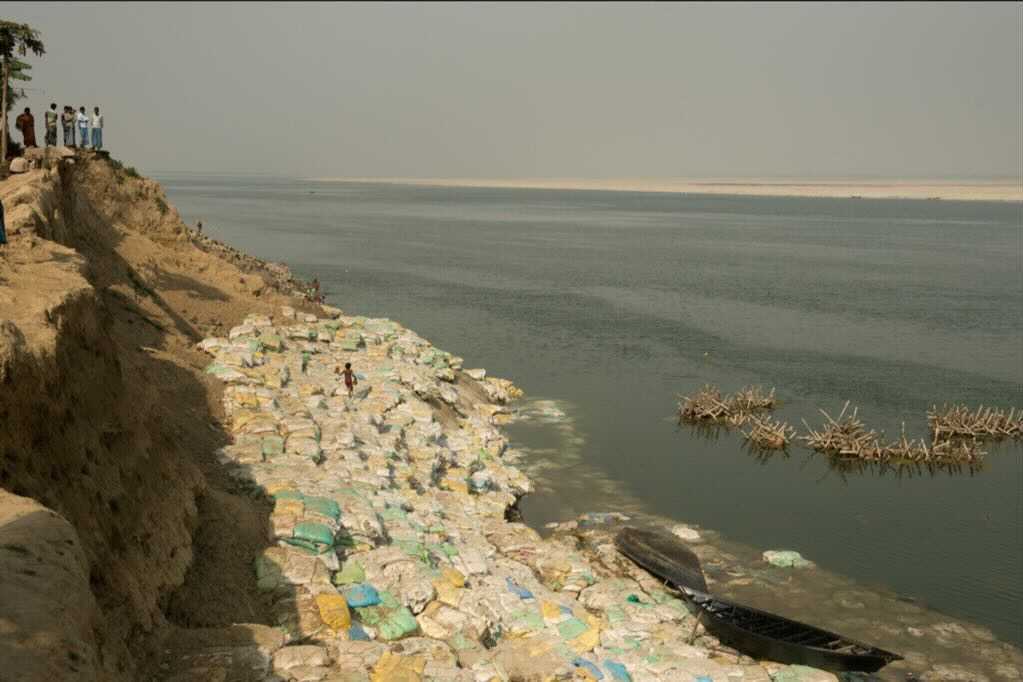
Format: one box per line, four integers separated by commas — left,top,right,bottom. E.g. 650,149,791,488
337,362,358,398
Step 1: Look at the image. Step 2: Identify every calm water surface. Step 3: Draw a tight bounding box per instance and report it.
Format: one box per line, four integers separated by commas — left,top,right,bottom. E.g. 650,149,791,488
159,174,1023,646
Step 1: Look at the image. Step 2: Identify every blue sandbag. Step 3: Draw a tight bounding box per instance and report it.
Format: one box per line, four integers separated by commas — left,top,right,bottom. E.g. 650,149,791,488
348,622,371,641
506,577,534,600
605,661,633,682
344,583,381,608
572,658,604,680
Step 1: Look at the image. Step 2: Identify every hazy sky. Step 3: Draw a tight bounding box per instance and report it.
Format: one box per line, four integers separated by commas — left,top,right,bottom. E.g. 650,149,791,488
6,2,1021,178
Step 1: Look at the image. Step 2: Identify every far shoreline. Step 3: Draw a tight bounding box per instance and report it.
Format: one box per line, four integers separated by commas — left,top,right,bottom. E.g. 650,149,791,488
309,176,1023,202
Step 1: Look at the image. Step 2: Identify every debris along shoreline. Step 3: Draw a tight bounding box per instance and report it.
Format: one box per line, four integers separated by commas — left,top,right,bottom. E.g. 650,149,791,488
189,306,840,681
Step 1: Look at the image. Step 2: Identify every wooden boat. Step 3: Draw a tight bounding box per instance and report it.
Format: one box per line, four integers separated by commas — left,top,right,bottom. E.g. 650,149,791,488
614,526,708,593
615,527,902,673
686,590,902,672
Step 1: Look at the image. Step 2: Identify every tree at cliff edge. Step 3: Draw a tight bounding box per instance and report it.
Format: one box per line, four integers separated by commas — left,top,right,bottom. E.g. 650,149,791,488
0,20,45,162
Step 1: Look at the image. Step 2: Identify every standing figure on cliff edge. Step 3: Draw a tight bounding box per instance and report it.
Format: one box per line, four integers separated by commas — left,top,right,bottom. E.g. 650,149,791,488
44,103,58,147
61,106,75,146
76,107,89,148
91,107,103,150
15,108,36,148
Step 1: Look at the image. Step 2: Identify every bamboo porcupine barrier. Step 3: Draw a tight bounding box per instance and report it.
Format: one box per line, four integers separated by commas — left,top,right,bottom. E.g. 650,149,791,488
732,385,776,412
801,403,987,464
678,384,778,426
928,404,1022,441
677,388,1009,465
742,415,796,450
800,402,885,458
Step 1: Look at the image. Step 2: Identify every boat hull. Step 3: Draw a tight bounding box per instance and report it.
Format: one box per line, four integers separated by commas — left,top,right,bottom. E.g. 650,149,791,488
614,526,708,593
691,593,900,673
614,527,901,673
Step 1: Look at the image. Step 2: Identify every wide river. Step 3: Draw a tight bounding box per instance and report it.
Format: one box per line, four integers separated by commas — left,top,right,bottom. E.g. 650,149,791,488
159,174,1022,647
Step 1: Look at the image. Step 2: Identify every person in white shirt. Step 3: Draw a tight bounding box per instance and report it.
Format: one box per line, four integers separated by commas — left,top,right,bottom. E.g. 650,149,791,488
91,107,104,150
76,107,89,148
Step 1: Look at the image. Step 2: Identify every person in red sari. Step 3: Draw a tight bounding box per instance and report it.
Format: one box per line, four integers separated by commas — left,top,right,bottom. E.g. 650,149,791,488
15,108,37,148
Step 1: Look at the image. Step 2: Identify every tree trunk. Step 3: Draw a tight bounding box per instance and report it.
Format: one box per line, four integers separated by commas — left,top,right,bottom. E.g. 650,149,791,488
1,59,8,163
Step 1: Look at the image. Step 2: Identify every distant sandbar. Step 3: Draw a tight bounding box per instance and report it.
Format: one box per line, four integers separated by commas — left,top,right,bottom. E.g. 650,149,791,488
311,177,1022,202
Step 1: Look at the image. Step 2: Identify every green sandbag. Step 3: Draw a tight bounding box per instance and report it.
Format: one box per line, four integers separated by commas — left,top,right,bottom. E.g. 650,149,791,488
293,521,334,544
396,539,427,562
281,521,335,554
380,507,407,522
509,607,544,633
377,606,419,641
262,436,285,459
355,590,400,625
332,561,365,585
302,495,341,522
355,606,381,626
379,590,400,609
558,617,588,640
272,489,304,501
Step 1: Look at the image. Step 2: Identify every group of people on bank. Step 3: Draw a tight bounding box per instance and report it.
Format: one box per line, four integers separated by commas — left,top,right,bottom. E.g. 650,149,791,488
14,103,104,150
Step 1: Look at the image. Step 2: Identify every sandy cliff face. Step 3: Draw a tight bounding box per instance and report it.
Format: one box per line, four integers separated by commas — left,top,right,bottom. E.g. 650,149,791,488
0,156,316,681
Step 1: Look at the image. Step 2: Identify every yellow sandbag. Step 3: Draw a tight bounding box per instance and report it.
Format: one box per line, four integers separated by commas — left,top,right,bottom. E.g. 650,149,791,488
371,651,426,682
264,480,299,495
440,567,465,588
432,580,461,607
541,600,563,622
273,498,305,517
315,593,351,631
568,626,600,654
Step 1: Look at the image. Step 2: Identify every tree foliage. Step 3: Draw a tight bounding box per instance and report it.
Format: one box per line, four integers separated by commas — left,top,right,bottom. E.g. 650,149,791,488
1,21,45,112
0,21,46,61
4,59,31,113
1,21,45,157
